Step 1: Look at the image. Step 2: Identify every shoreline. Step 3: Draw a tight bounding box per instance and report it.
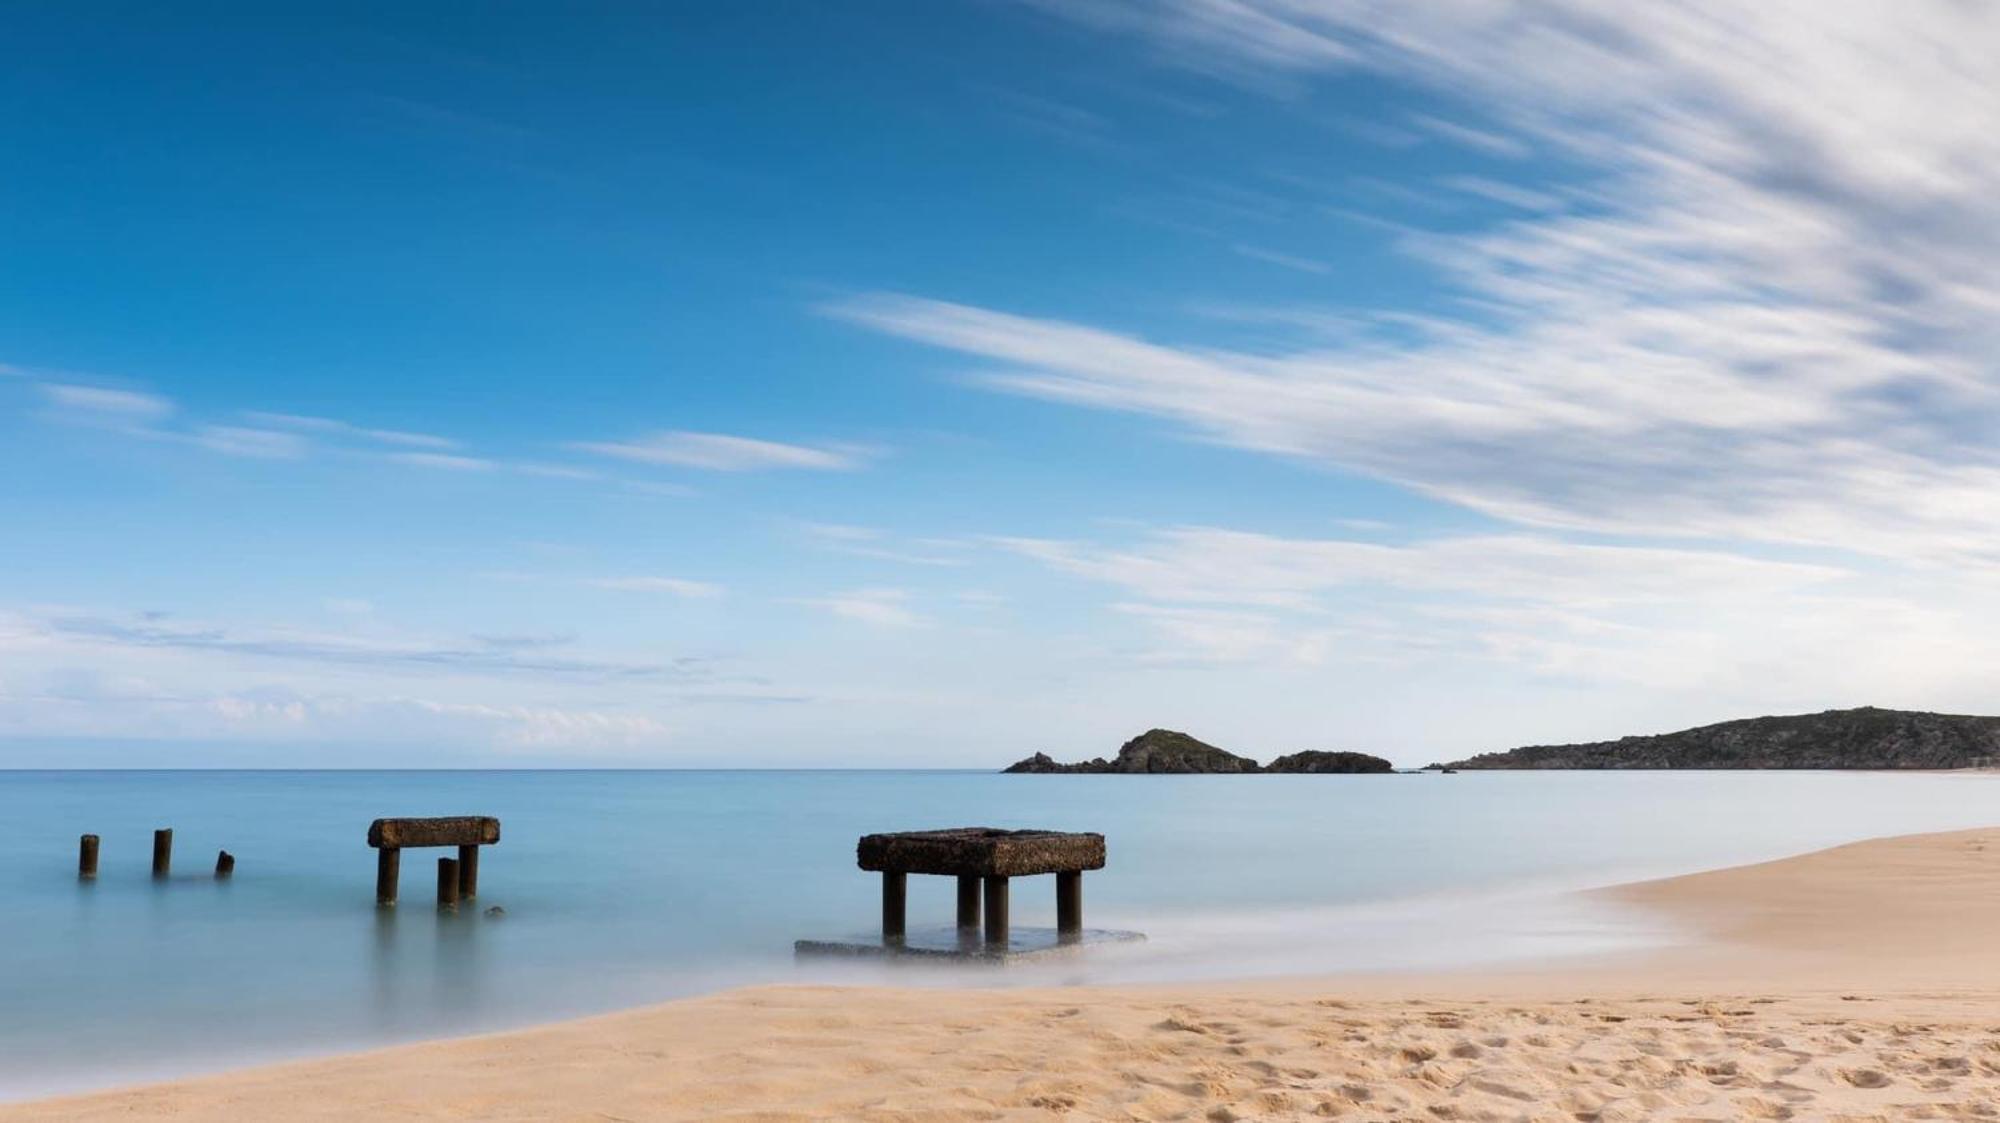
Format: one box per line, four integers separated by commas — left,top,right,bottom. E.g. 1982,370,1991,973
13,826,2000,1119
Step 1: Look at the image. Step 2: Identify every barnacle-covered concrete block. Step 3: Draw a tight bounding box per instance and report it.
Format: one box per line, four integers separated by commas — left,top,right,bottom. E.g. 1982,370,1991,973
857,828,1104,877
367,816,501,849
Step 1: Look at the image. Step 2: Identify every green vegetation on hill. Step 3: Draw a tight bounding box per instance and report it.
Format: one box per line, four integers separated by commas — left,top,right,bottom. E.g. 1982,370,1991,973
1441,707,2000,770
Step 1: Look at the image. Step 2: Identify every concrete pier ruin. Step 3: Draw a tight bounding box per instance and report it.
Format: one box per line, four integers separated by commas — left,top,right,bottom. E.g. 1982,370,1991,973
796,828,1142,963
367,816,499,907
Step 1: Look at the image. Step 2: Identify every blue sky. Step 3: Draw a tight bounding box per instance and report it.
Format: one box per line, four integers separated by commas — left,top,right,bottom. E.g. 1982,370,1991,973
5,2,1998,767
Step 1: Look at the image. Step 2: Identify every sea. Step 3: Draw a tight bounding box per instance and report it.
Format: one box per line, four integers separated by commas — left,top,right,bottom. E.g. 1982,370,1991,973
4,767,1999,1099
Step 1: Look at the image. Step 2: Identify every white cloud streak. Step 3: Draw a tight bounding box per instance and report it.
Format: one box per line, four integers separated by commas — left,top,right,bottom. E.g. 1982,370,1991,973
1410,113,1530,158
999,527,1845,610
240,410,460,450
796,522,970,567
25,610,691,681
39,382,175,423
383,451,497,472
799,587,928,629
573,430,868,472
193,425,309,459
1230,243,1332,274
588,576,725,598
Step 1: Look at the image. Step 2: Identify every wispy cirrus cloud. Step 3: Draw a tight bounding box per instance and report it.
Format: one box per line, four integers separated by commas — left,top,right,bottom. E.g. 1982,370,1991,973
383,450,496,472
39,382,175,424
587,576,725,598
795,522,970,567
0,606,809,754
13,373,641,484
193,425,309,459
996,524,2000,701
1409,113,1529,159
1436,175,1564,213
30,610,695,681
21,376,473,462
798,587,928,629
1230,243,1331,274
573,430,871,472
0,678,674,751
841,2,2000,568
240,410,460,450
998,527,1845,610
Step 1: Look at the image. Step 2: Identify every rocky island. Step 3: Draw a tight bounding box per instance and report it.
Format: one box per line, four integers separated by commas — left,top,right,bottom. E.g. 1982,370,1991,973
1005,729,1393,774
1265,750,1396,774
1441,706,2000,770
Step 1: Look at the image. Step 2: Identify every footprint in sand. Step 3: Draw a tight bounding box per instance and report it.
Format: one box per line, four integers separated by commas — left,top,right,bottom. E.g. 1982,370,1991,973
1839,1067,1893,1088
1733,1095,1798,1119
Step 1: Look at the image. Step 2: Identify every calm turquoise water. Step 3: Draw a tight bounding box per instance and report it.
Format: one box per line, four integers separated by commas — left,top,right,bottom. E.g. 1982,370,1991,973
5,768,2000,1097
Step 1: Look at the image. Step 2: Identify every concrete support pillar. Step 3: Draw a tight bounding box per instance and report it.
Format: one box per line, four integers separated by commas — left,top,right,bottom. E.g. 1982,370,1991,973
956,875,981,929
437,857,459,909
881,870,907,942
152,829,173,878
983,875,1010,947
376,847,401,907
456,845,479,898
1056,871,1082,940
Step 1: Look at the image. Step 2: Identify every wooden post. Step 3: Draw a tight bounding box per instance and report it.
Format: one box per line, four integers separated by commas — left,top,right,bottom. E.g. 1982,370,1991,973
956,874,980,929
1056,871,1082,939
456,845,479,898
437,857,459,909
983,875,1010,947
881,870,907,942
152,829,172,878
376,847,401,907
78,834,99,879
215,850,235,878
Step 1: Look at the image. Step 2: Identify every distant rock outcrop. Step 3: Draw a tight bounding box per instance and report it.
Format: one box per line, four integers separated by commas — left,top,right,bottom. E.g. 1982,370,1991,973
1265,750,1394,774
1442,707,2000,770
1005,730,1389,774
1004,729,1261,774
1002,752,1079,774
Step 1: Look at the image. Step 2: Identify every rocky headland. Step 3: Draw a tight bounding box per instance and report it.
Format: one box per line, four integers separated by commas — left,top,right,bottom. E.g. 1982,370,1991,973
1440,706,2000,770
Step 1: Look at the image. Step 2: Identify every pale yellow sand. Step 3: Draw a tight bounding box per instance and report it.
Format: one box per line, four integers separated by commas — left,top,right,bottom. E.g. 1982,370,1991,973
15,828,2000,1121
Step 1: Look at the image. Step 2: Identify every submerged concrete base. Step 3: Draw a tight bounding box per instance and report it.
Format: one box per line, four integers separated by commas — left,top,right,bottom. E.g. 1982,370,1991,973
794,925,1145,964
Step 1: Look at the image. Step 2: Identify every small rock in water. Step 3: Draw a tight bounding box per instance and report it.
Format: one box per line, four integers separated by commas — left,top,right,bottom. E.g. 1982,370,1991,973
483,905,506,918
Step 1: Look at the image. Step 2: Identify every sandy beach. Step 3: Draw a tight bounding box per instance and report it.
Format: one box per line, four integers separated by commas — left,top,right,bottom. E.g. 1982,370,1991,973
14,828,2000,1121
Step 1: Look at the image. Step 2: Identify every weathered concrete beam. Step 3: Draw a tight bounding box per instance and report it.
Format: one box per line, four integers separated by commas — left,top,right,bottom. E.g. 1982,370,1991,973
367,816,501,849
857,828,1105,878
